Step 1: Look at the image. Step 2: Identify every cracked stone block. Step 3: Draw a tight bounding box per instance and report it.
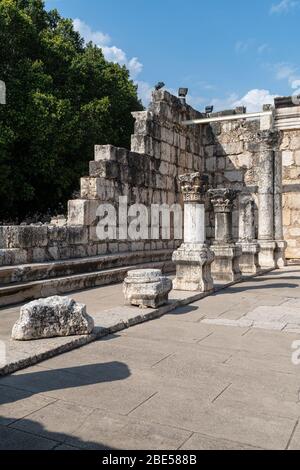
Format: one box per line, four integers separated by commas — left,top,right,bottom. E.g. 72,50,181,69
123,269,172,308
12,296,94,341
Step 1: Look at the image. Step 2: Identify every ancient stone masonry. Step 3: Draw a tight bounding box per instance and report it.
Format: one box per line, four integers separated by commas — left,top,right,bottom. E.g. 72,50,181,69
237,195,260,275
208,188,241,282
256,129,278,268
12,296,94,341
202,116,261,244
0,90,204,269
172,172,214,292
1,90,300,305
279,107,300,259
257,129,287,268
123,269,172,308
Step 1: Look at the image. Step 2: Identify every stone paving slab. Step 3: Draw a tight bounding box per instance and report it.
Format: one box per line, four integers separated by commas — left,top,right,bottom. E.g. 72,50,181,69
0,424,57,450
128,387,296,450
0,270,273,377
180,433,262,450
1,266,300,450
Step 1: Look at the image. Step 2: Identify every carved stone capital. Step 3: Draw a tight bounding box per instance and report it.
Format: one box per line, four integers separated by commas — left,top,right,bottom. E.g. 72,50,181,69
179,172,209,203
257,129,281,150
208,188,239,213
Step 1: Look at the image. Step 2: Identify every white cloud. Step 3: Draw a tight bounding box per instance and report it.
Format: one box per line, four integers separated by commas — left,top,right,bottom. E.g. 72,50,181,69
73,18,110,45
270,0,299,14
275,62,297,81
274,62,300,94
73,19,143,80
136,81,153,105
231,89,278,112
128,58,143,79
210,93,240,111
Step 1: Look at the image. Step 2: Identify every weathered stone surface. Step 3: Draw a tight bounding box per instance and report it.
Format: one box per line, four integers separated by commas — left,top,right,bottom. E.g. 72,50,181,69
12,296,94,341
173,243,214,292
208,188,241,282
0,92,300,281
208,188,239,244
123,269,172,308
211,244,242,282
179,172,209,204
173,172,214,292
258,240,277,268
275,240,287,268
237,242,260,275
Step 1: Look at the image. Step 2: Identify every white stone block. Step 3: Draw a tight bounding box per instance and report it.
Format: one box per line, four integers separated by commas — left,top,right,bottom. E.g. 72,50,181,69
12,296,94,340
123,269,172,308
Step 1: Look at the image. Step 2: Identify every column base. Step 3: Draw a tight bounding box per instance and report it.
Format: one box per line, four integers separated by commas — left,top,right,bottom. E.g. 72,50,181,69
172,243,214,292
211,243,242,282
237,241,261,275
258,240,276,268
123,269,172,308
275,240,287,268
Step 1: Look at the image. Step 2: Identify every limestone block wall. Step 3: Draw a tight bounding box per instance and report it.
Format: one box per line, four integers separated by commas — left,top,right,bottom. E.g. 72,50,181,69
68,90,204,255
0,225,89,266
0,90,204,267
1,91,300,267
281,130,300,259
202,118,261,241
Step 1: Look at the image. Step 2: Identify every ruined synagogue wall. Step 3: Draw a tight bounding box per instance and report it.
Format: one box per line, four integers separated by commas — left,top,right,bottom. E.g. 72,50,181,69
0,90,204,266
280,129,300,259
202,118,261,242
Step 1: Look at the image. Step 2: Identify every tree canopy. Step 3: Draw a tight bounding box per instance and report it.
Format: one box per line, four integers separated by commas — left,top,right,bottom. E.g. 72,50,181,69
0,0,143,222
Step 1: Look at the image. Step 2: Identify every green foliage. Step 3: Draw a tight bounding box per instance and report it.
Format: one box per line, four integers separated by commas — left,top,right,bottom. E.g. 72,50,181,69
0,0,143,221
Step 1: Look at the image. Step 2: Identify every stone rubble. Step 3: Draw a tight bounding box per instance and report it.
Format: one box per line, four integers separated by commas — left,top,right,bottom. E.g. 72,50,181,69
12,296,94,341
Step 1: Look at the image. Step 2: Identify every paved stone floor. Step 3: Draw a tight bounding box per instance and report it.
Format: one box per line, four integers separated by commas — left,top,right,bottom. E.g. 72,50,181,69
0,266,300,450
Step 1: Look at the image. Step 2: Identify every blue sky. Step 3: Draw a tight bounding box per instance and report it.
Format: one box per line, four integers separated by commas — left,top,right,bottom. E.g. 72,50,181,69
45,0,300,111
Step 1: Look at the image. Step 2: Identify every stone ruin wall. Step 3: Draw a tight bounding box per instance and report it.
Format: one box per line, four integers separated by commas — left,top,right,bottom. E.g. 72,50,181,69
202,118,261,242
0,90,299,268
0,90,204,267
204,114,300,260
280,129,300,259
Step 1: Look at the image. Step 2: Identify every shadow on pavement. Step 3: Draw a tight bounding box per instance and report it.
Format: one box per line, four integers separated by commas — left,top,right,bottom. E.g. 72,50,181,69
0,416,117,450
0,361,131,405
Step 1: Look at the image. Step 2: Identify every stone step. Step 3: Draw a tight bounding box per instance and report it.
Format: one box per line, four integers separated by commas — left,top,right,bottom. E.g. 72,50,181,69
0,258,175,308
0,249,173,285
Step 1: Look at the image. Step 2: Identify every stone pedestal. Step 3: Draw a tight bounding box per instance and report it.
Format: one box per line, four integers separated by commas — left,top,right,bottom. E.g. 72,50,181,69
172,173,214,292
275,240,287,268
238,195,260,275
209,188,241,282
237,242,260,275
172,243,214,291
211,244,242,282
258,240,277,268
123,269,172,308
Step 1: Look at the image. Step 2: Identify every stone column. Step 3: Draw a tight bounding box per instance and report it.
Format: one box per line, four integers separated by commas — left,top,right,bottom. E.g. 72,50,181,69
257,130,278,268
237,195,260,275
172,173,214,292
208,188,242,282
274,148,287,267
